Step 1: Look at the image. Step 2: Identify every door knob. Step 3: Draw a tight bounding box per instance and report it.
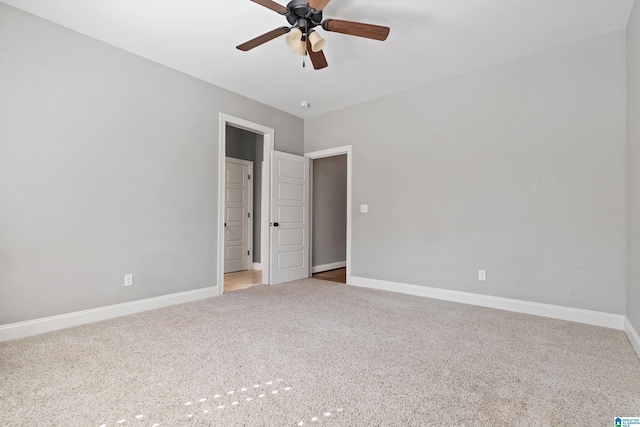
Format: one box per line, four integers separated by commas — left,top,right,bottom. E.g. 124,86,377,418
273,222,279,227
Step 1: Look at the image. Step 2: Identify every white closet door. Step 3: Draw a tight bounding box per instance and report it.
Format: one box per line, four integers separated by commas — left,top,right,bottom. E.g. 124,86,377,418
225,158,252,273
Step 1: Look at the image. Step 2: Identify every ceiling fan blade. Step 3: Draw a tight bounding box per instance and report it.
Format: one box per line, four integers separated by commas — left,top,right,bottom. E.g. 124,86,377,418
306,39,328,70
322,19,390,41
236,27,290,52
309,0,331,11
250,0,287,14
236,27,290,51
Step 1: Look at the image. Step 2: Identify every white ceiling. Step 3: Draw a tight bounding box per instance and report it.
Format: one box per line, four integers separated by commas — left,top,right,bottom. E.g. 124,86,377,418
2,0,635,118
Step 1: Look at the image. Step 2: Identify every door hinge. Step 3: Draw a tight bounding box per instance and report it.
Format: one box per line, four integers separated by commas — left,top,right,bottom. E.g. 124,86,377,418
248,212,251,218
248,174,251,180
248,250,250,256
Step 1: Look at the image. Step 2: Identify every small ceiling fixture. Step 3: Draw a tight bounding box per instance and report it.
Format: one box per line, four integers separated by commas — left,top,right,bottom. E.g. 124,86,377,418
236,0,390,70
300,101,311,108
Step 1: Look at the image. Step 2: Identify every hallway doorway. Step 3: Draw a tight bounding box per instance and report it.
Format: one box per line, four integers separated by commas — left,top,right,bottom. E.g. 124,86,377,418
306,145,352,285
219,115,271,294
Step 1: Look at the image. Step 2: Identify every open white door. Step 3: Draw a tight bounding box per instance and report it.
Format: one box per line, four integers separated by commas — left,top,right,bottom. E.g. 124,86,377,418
270,150,310,285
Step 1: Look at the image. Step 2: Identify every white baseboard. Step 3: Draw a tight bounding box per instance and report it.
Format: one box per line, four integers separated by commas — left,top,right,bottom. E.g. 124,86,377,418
350,276,625,330
625,318,640,358
252,263,262,270
312,261,347,274
0,286,219,342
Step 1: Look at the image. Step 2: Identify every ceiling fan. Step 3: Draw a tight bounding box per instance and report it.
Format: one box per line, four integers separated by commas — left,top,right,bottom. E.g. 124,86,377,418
236,0,390,70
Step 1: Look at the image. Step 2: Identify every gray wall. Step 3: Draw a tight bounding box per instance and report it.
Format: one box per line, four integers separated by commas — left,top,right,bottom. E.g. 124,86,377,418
628,1,640,332
312,155,347,268
0,3,303,325
305,30,627,314
225,125,263,263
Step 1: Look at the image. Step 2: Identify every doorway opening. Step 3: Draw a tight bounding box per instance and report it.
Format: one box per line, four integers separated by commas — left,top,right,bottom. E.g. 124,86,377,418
218,114,273,295
305,146,352,285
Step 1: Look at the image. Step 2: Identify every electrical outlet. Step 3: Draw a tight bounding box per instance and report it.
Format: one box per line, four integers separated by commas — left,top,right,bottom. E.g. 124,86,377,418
124,274,133,287
360,204,369,213
478,270,487,282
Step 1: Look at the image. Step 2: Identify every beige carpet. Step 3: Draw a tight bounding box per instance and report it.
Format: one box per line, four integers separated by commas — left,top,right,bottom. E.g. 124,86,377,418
1,279,639,426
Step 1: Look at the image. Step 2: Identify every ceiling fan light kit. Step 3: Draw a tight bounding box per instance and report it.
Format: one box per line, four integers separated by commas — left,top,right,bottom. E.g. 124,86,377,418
293,40,307,56
285,27,303,49
308,31,326,52
236,0,390,70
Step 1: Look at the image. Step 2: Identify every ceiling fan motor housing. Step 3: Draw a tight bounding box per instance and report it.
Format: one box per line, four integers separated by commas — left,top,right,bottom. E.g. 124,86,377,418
286,0,323,30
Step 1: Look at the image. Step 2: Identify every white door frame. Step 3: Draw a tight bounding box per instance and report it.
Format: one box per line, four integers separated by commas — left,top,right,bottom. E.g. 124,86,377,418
224,157,253,274
304,145,352,284
218,113,274,295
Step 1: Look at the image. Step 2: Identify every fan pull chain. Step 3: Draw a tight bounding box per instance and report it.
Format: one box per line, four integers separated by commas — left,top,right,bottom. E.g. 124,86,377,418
302,45,307,68
303,22,309,69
